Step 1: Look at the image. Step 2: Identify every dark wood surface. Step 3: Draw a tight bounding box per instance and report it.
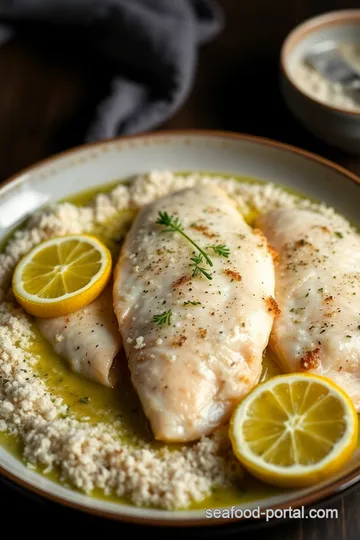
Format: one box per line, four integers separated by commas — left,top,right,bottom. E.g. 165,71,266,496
1,0,360,537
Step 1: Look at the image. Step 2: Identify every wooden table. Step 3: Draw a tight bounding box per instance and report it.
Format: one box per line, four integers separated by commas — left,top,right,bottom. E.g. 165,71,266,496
1,0,360,537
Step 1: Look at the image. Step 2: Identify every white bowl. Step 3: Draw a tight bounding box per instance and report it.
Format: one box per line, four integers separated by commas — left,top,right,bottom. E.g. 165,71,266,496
280,10,360,154
1,131,360,527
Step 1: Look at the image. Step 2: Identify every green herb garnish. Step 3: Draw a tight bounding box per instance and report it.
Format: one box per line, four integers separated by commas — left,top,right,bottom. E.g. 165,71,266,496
207,244,230,257
335,231,343,239
190,254,213,280
79,397,90,404
156,212,213,266
152,309,172,326
156,212,230,281
184,301,201,306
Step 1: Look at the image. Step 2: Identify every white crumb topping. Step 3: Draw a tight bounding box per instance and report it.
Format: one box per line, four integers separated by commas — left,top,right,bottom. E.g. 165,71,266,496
134,336,146,349
109,184,130,211
0,170,353,509
55,334,64,342
127,171,352,232
94,193,117,223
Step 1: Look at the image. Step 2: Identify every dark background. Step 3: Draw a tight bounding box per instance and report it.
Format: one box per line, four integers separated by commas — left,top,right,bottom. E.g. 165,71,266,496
1,0,360,537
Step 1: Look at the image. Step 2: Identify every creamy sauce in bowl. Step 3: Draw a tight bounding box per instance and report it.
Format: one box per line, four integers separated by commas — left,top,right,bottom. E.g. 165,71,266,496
293,42,360,111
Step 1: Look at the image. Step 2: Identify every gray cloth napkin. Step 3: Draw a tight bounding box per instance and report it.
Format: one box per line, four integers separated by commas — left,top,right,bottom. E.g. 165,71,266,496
0,0,224,141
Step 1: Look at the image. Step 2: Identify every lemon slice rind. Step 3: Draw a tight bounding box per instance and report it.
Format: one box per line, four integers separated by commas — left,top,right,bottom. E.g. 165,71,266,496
12,234,112,317
229,373,358,488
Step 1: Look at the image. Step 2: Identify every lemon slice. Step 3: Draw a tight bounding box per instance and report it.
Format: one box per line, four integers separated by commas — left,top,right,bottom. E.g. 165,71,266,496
229,373,358,488
12,234,112,317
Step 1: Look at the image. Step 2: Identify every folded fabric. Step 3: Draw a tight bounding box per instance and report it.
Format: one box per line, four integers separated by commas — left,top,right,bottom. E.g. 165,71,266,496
0,0,224,141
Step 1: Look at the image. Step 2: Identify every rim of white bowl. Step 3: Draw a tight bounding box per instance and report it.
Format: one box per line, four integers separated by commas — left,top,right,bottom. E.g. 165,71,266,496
0,129,360,527
280,9,360,116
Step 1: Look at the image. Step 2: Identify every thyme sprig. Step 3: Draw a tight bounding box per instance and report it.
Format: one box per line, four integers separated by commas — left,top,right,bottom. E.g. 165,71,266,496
156,212,213,266
190,254,213,280
156,212,230,281
207,244,230,258
152,309,172,326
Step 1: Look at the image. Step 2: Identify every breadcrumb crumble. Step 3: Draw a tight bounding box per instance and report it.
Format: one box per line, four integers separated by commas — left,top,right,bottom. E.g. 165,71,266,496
0,171,352,509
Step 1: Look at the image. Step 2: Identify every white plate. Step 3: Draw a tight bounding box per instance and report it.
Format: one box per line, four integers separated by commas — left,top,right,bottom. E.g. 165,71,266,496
1,130,360,527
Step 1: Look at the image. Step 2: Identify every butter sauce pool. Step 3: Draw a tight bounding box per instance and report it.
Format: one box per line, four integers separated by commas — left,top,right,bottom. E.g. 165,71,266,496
1,173,349,510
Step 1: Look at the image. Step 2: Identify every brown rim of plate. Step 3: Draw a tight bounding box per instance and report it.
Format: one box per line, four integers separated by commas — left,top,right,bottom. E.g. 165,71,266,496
0,129,360,527
280,9,360,116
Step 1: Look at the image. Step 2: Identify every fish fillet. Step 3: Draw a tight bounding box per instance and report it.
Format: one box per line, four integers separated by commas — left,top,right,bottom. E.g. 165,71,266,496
37,286,122,387
257,208,360,410
113,184,276,442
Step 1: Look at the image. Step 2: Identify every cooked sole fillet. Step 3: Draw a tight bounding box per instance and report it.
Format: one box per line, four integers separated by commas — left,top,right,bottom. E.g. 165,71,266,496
257,208,360,410
37,286,122,387
113,184,276,442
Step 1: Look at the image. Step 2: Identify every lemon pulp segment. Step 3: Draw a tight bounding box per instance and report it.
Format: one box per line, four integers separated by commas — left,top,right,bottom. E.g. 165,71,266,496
229,373,358,488
12,235,112,317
